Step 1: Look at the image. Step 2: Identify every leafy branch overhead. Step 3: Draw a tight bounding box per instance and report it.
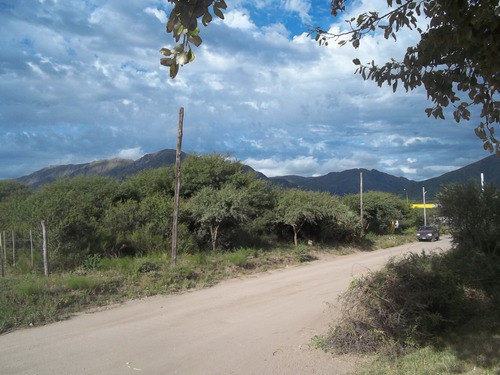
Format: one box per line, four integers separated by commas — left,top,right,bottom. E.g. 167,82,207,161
161,0,500,156
160,0,226,78
310,0,500,155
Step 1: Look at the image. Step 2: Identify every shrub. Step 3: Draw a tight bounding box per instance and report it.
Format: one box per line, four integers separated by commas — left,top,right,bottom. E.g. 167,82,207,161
322,251,468,354
438,183,500,255
225,248,253,268
66,276,95,291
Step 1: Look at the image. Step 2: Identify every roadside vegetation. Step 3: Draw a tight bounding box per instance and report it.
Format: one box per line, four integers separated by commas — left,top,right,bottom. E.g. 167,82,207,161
0,245,319,333
2,155,498,374
0,236,416,334
0,153,418,334
315,182,500,374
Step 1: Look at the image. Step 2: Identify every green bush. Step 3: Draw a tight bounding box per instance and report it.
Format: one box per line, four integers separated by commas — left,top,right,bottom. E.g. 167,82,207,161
322,251,469,354
438,183,500,255
225,248,253,268
66,276,95,290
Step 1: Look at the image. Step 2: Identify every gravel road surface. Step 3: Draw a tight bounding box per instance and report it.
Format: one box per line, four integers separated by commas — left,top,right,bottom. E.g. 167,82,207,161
0,238,451,374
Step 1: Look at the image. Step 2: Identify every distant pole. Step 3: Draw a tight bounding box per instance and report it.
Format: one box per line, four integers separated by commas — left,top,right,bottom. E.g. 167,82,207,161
360,172,364,237
41,220,48,277
171,107,184,266
422,187,427,226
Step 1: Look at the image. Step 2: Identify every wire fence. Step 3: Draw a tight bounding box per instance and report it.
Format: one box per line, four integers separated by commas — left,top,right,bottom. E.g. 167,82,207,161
1,222,48,277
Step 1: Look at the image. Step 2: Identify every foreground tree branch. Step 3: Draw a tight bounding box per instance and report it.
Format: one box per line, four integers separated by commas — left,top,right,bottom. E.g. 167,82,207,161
162,0,500,155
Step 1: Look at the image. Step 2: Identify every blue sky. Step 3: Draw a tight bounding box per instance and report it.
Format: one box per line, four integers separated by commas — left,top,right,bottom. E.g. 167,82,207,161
0,0,490,181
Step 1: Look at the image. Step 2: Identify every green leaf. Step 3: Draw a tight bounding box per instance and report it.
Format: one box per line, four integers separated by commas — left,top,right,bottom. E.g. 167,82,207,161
353,58,361,65
159,48,172,56
352,39,360,48
188,34,202,47
215,0,227,10
160,57,175,67
170,63,179,79
202,12,212,26
175,24,184,37
213,7,224,20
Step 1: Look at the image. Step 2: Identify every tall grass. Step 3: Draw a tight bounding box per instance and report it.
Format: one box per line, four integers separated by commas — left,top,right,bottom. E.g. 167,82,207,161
0,245,322,333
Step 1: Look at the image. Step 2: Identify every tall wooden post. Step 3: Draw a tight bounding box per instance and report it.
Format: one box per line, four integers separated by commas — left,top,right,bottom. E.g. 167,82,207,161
422,187,427,226
171,107,184,266
360,172,364,237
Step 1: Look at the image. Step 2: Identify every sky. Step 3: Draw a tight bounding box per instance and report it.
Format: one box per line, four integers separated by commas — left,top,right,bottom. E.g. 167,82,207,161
0,0,492,182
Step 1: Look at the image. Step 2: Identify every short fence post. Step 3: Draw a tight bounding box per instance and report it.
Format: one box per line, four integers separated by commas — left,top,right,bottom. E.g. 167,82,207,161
0,231,4,277
30,229,34,269
11,230,15,267
41,221,48,277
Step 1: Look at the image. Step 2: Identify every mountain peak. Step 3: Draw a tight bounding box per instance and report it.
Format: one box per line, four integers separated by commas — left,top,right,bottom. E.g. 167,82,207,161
12,150,499,199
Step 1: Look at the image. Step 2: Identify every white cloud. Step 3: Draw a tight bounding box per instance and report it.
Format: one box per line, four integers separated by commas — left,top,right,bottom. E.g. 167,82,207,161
283,0,311,24
224,10,256,30
114,147,144,160
144,7,167,23
244,156,320,176
0,0,490,182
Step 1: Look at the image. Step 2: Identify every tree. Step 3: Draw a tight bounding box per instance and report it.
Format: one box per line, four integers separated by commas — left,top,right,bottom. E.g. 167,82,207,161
27,176,120,269
438,182,500,254
0,180,32,231
274,189,332,246
310,0,500,155
162,0,500,155
179,153,243,198
343,191,409,234
160,0,227,78
0,180,31,203
120,168,174,201
186,185,251,251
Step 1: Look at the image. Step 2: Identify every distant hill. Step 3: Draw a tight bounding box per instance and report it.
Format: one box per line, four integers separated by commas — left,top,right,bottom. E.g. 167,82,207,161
416,154,500,199
269,155,499,201
16,149,186,189
12,150,499,200
269,168,414,197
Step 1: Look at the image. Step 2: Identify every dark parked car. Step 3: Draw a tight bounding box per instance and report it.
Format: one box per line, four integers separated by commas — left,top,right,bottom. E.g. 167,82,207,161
416,226,440,241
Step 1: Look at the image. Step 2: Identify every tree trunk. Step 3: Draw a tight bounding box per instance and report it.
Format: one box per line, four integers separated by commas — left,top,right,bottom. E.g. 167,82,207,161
292,224,298,247
210,224,219,252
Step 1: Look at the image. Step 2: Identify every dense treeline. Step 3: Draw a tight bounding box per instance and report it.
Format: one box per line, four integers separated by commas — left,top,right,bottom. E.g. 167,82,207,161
1,154,421,271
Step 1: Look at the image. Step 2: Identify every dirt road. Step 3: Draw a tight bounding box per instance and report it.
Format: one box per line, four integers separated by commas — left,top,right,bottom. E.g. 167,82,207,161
0,238,451,374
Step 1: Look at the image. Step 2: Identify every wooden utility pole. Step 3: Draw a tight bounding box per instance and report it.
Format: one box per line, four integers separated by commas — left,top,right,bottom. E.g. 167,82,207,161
422,187,427,226
171,107,184,266
360,172,364,237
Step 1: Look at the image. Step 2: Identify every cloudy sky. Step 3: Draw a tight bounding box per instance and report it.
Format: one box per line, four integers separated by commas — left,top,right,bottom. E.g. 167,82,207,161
0,0,491,181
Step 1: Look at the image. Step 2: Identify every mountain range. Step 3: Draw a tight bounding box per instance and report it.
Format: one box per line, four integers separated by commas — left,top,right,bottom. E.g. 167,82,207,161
13,149,500,201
